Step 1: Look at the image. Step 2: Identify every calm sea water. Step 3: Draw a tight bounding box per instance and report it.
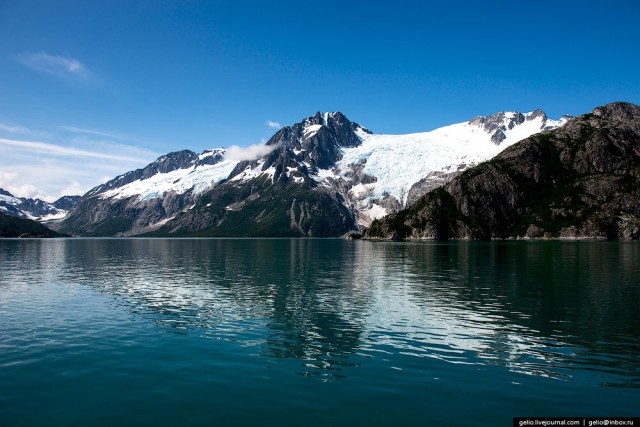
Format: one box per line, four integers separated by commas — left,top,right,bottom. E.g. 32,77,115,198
0,239,638,426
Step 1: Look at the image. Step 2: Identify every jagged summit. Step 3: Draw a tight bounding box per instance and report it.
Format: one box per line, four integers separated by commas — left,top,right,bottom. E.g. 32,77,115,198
228,111,369,183
266,111,369,147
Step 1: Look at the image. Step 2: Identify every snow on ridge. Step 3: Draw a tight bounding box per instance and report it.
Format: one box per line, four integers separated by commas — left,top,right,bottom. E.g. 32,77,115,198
100,158,239,201
0,194,20,205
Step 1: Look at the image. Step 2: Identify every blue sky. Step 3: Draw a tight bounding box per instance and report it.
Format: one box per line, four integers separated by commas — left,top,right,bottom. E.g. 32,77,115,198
1,0,639,200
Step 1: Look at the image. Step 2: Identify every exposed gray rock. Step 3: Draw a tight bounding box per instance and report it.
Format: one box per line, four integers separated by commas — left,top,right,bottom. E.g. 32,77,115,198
406,170,463,207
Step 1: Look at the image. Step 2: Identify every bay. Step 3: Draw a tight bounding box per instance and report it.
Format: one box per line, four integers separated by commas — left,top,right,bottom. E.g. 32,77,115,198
0,239,638,426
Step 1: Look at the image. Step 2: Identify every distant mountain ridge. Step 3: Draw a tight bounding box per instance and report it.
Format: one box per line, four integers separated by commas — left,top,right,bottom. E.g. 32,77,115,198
56,108,571,237
0,189,80,221
364,102,640,240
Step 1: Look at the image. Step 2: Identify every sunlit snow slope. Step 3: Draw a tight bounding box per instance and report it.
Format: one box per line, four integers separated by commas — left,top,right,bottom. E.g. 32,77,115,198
316,111,570,226
98,149,238,201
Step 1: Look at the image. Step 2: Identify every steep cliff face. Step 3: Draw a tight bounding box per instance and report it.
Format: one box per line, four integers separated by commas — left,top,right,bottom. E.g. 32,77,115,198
154,178,354,237
365,102,640,240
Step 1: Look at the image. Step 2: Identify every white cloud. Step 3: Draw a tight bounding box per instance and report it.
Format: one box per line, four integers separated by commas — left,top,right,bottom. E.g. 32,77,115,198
0,171,18,186
0,173,49,200
223,142,280,161
266,120,281,129
16,52,94,82
59,180,86,197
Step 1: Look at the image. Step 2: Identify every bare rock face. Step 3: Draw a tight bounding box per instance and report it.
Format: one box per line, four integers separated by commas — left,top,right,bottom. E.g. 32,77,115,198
405,169,463,207
365,102,640,241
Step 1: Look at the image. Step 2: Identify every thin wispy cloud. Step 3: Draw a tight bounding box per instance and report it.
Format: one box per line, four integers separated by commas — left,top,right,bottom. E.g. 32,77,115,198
0,137,145,162
60,125,128,140
0,123,28,133
0,121,50,137
16,52,94,82
0,135,158,201
266,120,281,129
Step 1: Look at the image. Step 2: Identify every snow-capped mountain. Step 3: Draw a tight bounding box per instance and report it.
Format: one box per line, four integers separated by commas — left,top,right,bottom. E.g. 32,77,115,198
88,148,236,200
57,148,238,236
58,109,570,236
0,188,80,221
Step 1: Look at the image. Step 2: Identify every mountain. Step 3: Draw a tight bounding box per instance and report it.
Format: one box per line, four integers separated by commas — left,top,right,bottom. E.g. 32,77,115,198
364,102,640,241
0,189,80,221
57,148,238,236
0,212,69,238
58,109,569,237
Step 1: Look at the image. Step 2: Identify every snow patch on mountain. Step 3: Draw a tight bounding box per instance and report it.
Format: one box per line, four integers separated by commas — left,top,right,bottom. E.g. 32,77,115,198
303,124,323,139
230,160,277,183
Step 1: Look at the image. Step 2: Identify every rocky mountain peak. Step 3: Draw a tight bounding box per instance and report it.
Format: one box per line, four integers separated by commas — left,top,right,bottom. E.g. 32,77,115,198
468,109,564,145
149,150,199,174
527,109,547,121
250,111,370,174
592,102,640,131
197,148,226,166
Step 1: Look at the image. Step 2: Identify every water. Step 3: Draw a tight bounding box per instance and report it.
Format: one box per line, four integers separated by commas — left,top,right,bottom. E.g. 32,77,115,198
0,239,638,426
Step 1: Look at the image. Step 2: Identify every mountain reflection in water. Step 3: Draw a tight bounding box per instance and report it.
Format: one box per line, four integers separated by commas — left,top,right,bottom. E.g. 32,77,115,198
4,238,636,386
